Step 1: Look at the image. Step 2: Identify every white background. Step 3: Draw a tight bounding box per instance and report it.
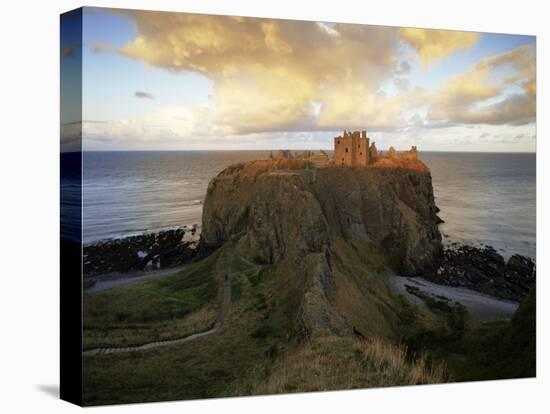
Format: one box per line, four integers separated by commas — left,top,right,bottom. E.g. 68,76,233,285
0,0,547,412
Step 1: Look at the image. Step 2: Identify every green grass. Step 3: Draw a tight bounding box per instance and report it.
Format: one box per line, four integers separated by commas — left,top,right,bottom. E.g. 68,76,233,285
443,288,536,381
83,253,293,405
83,248,223,348
231,278,243,302
396,287,535,383
81,237,535,405
83,317,278,404
246,267,267,287
403,284,468,341
229,255,253,272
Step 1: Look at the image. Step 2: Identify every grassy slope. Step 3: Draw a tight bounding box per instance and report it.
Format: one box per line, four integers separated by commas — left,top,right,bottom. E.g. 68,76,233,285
82,241,438,405
255,336,446,395
441,288,535,381
83,248,223,348
395,286,536,382
330,237,406,340
83,249,294,405
330,235,536,384
82,240,535,405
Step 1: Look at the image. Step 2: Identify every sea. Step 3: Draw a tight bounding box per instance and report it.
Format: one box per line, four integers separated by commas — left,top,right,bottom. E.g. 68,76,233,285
65,151,535,260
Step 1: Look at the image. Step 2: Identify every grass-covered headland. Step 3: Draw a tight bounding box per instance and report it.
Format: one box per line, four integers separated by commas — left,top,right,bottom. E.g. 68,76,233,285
82,242,535,405
83,160,535,405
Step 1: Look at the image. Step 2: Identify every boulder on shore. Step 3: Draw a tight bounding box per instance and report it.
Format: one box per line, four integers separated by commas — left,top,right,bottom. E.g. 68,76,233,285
424,244,535,301
83,228,200,277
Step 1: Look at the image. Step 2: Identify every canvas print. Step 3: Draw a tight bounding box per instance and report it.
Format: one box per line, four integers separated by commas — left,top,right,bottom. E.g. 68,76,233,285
60,7,536,406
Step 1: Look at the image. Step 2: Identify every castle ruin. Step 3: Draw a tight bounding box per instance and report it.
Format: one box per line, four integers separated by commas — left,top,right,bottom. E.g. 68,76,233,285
334,130,370,167
334,130,416,167
267,129,419,169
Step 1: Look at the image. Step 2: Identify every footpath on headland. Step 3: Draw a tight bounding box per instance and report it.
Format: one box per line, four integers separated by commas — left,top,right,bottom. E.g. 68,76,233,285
83,251,261,356
85,263,190,293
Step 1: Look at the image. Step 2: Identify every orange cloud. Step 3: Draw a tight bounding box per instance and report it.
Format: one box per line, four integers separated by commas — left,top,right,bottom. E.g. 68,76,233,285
108,9,403,133
94,9,535,139
424,45,536,125
399,27,479,66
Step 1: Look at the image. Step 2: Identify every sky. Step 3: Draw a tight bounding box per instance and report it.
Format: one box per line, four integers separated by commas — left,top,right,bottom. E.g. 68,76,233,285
62,7,536,152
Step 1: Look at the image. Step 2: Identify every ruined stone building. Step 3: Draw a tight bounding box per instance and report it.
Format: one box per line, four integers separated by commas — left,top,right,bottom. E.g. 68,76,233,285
333,129,419,167
334,130,370,167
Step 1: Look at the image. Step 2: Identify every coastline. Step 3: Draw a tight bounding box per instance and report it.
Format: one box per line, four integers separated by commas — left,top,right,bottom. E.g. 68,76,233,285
83,235,534,322
82,156,535,323
83,234,530,322
84,262,190,293
82,152,535,314
83,227,202,281
385,275,519,321
79,150,536,404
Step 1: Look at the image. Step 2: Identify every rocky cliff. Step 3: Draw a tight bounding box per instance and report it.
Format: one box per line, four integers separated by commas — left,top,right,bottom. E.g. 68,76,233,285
202,159,442,275
200,158,442,338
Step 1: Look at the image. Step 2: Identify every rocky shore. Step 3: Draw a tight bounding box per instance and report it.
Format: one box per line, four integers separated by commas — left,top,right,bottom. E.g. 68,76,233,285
424,244,535,302
83,227,201,278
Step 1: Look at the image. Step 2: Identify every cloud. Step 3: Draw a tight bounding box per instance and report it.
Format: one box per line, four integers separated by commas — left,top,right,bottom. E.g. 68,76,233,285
107,10,404,134
441,94,534,125
393,77,410,92
394,61,411,76
480,44,536,96
91,10,535,149
82,105,229,147
81,109,339,150
116,12,399,78
422,45,535,125
315,83,414,130
368,122,535,152
134,91,154,99
399,28,479,66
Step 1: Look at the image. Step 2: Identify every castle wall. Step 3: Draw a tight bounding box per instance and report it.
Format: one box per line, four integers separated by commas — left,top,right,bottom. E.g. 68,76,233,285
355,134,369,166
334,130,369,167
334,134,354,167
334,130,419,167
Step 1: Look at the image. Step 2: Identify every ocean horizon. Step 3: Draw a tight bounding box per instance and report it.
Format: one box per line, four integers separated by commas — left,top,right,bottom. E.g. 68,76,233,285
61,150,535,259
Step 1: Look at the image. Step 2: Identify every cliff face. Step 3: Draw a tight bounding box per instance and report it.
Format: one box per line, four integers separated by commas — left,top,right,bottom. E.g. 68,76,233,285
202,160,442,275
201,159,442,338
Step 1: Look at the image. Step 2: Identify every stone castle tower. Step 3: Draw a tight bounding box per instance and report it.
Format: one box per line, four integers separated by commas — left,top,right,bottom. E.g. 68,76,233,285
334,130,370,167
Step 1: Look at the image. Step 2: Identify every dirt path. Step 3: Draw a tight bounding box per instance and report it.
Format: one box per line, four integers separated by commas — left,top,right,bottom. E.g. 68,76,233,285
83,252,259,356
386,275,519,320
85,263,190,293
